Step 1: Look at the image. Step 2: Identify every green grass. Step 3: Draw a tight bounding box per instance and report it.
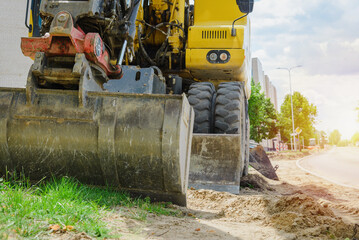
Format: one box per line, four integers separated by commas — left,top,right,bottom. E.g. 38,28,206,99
0,173,179,239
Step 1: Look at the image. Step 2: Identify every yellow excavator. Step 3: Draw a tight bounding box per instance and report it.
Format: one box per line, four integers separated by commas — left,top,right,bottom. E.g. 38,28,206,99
0,0,277,206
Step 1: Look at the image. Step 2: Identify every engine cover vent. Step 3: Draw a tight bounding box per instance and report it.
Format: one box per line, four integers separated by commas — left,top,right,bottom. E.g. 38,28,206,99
202,30,228,39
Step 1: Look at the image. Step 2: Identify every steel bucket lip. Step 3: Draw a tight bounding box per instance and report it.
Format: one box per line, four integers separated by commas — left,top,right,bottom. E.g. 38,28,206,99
87,91,185,100
0,87,26,93
0,87,186,101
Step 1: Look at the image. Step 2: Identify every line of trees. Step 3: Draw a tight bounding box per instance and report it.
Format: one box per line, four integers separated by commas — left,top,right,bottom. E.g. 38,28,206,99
329,129,341,145
352,132,359,146
328,130,359,147
248,81,317,146
248,83,358,148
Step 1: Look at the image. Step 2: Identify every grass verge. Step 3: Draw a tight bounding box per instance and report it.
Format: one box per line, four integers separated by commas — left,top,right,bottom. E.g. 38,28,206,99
0,174,179,239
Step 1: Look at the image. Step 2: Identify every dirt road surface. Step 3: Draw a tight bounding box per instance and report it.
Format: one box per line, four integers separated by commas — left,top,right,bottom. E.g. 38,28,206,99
298,147,359,189
60,149,359,240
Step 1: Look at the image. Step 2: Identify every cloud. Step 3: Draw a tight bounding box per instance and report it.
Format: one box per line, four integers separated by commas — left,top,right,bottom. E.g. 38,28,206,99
318,42,328,55
301,89,338,107
268,72,359,139
251,0,359,76
341,39,359,53
251,0,306,29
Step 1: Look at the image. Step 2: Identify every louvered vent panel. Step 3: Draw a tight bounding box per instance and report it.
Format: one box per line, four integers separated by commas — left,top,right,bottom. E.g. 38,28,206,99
202,30,228,39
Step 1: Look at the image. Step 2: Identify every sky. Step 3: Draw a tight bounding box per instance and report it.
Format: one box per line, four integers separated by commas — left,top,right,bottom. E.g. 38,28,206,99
250,0,359,139
1,0,358,139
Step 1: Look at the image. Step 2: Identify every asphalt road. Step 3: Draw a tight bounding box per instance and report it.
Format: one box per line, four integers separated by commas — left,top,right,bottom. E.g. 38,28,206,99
0,0,32,88
297,147,359,189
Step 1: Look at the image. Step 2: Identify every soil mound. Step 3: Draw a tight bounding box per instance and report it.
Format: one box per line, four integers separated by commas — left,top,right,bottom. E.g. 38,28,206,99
240,173,275,191
267,194,353,238
188,190,355,239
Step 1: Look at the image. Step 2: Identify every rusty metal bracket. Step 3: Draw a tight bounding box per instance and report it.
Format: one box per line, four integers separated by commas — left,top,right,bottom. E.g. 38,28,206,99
21,11,122,78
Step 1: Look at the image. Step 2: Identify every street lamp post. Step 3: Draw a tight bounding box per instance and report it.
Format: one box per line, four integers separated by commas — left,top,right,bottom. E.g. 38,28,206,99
277,65,302,151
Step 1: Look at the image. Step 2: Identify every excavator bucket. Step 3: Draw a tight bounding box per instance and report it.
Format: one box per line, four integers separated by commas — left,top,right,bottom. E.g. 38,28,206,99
0,85,194,206
0,7,194,206
189,135,278,194
189,134,244,194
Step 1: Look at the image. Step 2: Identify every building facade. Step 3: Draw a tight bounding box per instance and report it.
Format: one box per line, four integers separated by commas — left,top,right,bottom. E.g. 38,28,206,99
252,58,281,151
252,58,278,111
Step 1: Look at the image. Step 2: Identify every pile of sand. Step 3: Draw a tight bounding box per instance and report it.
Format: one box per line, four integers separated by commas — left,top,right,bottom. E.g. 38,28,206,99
188,183,355,239
266,194,352,238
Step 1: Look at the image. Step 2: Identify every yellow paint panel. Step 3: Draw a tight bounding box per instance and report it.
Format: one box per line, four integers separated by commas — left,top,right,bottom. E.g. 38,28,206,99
188,25,244,49
186,48,247,81
186,48,245,69
194,0,247,26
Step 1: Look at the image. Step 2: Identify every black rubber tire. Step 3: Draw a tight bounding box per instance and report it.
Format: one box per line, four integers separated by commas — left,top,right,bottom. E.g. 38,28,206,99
214,82,243,134
188,82,215,133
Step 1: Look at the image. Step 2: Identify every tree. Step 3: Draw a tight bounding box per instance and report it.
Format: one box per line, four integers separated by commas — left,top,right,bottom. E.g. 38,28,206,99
338,139,350,147
248,81,278,143
351,132,359,145
277,91,317,145
329,129,341,145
